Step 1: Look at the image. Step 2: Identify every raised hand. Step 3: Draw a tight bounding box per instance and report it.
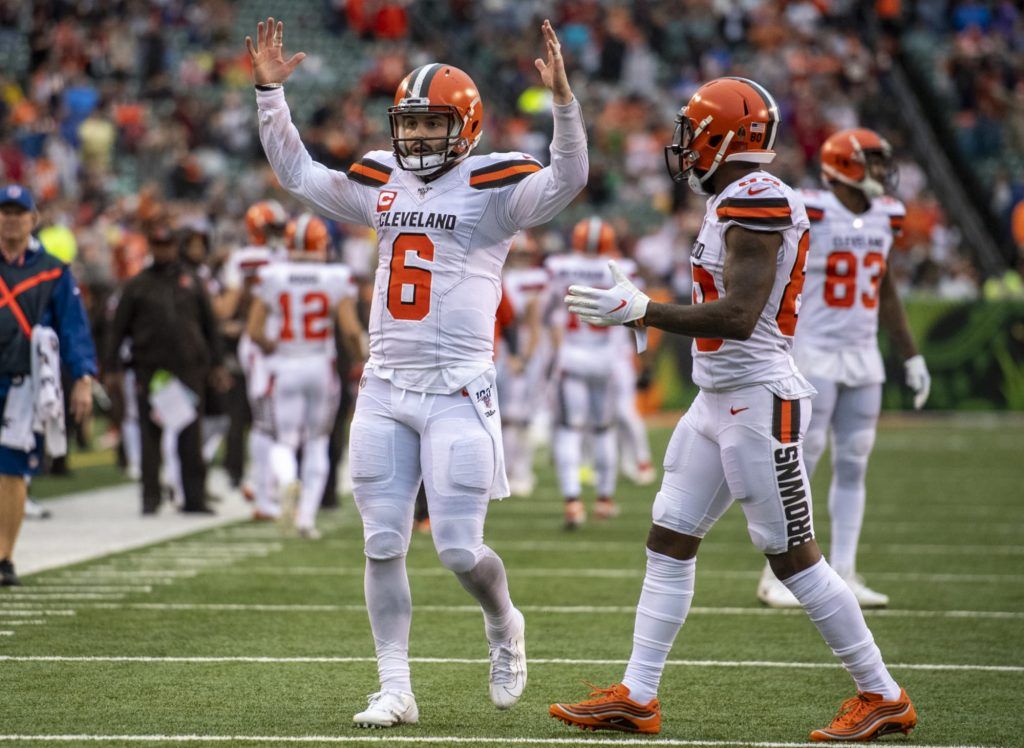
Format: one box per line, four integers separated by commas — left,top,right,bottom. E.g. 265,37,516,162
245,17,306,86
534,19,573,105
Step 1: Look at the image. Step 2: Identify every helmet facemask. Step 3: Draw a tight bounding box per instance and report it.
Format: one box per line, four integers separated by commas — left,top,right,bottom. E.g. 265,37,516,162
663,110,732,196
388,103,470,175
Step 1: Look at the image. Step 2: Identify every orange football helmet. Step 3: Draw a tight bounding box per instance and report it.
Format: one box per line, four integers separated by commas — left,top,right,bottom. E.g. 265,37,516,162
286,213,330,254
820,128,895,198
245,200,288,246
571,217,617,256
389,63,483,174
665,77,780,194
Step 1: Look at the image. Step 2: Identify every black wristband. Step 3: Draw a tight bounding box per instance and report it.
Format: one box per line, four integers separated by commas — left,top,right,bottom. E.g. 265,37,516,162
255,83,282,91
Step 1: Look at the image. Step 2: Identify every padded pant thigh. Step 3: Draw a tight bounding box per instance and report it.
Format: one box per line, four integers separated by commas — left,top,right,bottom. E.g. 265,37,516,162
804,376,838,475
651,414,732,537
557,375,588,429
422,414,493,573
725,396,814,555
350,413,420,560
830,384,881,485
271,378,306,449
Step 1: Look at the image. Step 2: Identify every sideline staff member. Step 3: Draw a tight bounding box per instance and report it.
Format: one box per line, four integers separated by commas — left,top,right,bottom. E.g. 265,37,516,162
0,185,96,586
106,216,227,515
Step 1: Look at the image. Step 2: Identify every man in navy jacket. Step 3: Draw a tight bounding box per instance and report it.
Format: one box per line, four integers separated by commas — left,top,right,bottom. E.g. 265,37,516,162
0,185,96,586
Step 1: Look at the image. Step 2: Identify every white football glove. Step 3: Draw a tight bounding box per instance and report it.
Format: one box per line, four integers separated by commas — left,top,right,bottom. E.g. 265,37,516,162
904,354,931,410
565,260,649,327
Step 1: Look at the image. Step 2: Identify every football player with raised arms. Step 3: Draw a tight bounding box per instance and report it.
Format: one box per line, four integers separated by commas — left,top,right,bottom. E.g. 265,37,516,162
757,129,930,609
247,16,587,727
549,78,916,741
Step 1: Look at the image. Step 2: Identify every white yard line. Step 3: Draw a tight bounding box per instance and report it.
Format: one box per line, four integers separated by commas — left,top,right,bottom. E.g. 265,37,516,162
0,735,1004,748
70,602,1024,621
194,566,1024,585
0,620,46,625
0,593,125,601
0,655,1017,674
0,609,75,616
3,586,152,593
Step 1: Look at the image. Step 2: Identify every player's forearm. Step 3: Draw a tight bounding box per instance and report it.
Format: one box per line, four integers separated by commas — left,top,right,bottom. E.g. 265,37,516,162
641,298,758,341
256,88,311,192
878,273,918,361
551,97,586,156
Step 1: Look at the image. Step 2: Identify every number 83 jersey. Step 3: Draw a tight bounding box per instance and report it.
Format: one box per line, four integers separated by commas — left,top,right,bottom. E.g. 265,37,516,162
796,189,905,353
690,171,815,398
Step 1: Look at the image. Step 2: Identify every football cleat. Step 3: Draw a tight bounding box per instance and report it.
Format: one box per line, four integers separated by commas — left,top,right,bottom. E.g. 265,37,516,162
414,517,431,534
810,689,916,742
489,607,527,709
757,563,801,609
353,690,419,728
24,497,52,520
550,682,661,734
563,499,586,530
843,575,890,609
594,498,620,520
634,461,657,486
296,526,322,541
0,558,21,587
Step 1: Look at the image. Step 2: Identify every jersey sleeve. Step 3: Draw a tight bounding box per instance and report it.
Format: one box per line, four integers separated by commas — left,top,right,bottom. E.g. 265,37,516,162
256,88,377,227
221,253,243,292
489,98,589,232
715,178,798,233
252,265,276,305
874,195,906,237
800,188,827,225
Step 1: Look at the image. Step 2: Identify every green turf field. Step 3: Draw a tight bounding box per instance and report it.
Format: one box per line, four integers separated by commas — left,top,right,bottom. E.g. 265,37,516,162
2,417,1023,747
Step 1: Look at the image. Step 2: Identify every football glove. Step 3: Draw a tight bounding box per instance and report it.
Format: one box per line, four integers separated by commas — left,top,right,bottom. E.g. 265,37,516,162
904,354,930,410
565,260,649,327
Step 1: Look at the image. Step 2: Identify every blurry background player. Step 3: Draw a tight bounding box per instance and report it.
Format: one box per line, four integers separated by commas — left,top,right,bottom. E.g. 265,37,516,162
247,212,365,539
216,200,288,520
546,218,636,528
757,128,930,609
613,318,656,487
248,16,586,727
498,232,547,497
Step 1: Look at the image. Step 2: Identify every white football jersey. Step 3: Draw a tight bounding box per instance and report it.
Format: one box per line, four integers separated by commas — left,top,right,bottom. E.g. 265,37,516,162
258,88,587,393
503,266,548,317
796,189,905,351
690,171,814,396
546,254,637,377
221,244,287,292
254,262,354,358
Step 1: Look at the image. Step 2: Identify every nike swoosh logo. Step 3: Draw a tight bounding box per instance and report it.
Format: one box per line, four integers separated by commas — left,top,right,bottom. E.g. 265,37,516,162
748,186,769,196
611,299,627,313
730,406,749,415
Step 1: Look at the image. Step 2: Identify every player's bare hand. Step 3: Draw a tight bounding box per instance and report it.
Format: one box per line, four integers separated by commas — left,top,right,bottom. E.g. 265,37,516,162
534,19,572,105
70,376,94,424
245,17,306,86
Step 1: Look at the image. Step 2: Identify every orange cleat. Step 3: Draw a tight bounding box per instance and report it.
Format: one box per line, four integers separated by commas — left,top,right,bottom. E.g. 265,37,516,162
550,683,660,734
563,499,586,530
810,689,916,742
594,498,620,520
414,517,431,534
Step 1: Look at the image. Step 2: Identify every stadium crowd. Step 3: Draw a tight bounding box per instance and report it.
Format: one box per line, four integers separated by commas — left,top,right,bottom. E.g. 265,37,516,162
0,0,1007,508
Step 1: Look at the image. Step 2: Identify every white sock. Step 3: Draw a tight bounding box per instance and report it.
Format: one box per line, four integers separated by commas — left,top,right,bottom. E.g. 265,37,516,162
249,430,275,514
782,558,900,700
829,484,866,579
593,428,617,498
297,436,330,529
553,427,582,498
622,549,695,704
365,557,413,693
454,546,516,642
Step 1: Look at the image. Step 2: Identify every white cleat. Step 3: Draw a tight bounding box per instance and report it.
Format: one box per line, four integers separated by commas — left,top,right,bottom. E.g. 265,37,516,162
634,462,657,486
757,563,801,608
489,607,527,709
843,574,890,608
353,690,419,728
296,526,322,540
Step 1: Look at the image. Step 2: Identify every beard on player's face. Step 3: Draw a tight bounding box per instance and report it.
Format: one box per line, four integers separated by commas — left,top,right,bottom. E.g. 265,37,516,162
397,114,451,155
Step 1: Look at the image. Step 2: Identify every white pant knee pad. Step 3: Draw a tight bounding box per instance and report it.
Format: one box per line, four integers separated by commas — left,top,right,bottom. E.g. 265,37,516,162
364,530,408,561
832,429,875,488
437,547,480,574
